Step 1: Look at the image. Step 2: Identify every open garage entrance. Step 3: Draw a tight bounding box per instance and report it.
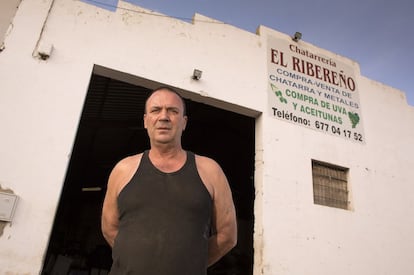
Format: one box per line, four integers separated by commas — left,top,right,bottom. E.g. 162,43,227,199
42,70,256,275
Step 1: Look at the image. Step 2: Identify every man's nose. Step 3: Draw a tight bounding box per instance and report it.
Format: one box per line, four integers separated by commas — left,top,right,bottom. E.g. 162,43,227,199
159,109,170,121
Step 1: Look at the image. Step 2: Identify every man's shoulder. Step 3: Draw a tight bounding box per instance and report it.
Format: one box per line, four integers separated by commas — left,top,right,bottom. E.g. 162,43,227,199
109,153,144,194
194,154,219,168
119,153,143,165
111,153,144,176
194,154,224,178
194,153,229,200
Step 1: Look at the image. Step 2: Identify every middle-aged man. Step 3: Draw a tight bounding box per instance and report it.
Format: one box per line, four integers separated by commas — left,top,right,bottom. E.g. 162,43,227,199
101,87,237,275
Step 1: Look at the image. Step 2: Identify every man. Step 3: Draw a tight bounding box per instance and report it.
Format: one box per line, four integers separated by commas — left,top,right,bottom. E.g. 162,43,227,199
101,87,237,275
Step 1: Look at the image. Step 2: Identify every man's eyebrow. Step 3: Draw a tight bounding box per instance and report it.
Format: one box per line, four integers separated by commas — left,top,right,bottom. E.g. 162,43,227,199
148,106,181,112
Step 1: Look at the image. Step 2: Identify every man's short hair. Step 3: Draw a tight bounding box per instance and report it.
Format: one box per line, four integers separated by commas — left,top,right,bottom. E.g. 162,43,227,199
144,86,187,116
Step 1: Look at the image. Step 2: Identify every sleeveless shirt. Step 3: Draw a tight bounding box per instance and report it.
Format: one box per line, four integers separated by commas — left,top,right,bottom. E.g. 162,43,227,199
109,150,212,275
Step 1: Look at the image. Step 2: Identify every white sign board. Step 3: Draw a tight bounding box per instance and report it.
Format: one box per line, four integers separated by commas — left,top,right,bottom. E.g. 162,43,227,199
267,36,365,143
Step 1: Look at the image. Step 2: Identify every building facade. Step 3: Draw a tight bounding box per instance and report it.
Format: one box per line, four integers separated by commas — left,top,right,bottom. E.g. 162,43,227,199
1,0,413,274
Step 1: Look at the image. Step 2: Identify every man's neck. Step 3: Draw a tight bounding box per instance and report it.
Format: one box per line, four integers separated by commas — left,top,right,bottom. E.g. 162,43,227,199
148,145,187,173
149,143,184,158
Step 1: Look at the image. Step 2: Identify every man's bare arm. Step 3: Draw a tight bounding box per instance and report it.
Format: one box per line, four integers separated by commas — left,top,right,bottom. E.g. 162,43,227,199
101,155,141,247
207,191,237,266
197,156,237,266
101,163,122,247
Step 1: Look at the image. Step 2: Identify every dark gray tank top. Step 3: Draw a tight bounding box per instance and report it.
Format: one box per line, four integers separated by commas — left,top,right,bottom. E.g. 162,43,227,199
110,150,212,275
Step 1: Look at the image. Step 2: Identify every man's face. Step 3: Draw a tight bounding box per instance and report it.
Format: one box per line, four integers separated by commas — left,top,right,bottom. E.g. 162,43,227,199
144,89,187,146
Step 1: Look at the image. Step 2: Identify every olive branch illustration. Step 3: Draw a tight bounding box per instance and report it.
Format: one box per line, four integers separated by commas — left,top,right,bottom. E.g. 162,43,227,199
270,83,287,104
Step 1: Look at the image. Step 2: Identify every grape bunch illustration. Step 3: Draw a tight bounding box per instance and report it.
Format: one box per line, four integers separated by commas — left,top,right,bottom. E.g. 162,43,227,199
348,112,360,128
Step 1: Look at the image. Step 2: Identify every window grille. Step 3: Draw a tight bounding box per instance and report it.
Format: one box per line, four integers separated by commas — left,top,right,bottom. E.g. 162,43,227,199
312,160,349,210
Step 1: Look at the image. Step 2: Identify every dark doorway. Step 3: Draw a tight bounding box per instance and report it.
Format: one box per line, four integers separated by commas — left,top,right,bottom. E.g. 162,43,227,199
42,73,255,275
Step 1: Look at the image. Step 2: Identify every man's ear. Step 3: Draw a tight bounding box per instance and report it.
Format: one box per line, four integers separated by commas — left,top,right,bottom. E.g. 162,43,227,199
183,115,188,130
143,114,147,129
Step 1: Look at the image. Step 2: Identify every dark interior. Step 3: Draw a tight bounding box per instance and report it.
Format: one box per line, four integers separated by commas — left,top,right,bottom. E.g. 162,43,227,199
42,74,256,275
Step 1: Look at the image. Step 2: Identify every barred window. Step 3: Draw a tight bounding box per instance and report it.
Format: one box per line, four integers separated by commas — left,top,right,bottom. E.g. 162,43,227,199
312,160,349,210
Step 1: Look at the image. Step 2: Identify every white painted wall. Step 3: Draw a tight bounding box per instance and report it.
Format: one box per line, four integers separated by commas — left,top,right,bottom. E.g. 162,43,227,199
0,0,413,274
259,82,414,274
0,0,21,46
258,27,414,275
